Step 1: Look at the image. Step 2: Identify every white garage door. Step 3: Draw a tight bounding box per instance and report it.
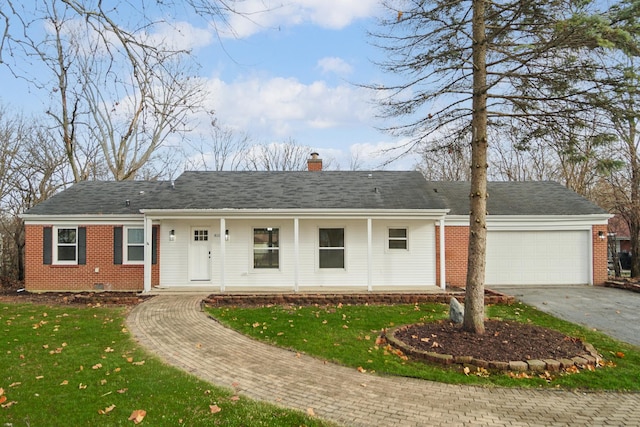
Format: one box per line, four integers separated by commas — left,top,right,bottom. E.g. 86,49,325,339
486,230,590,285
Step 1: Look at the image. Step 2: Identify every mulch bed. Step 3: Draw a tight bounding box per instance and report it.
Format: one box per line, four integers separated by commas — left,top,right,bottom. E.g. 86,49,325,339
392,320,587,363
606,279,640,293
0,287,151,306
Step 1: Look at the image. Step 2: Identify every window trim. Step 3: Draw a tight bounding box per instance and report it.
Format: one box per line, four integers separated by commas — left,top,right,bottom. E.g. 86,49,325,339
123,226,145,265
252,227,280,270
52,226,78,265
387,227,409,251
318,227,346,270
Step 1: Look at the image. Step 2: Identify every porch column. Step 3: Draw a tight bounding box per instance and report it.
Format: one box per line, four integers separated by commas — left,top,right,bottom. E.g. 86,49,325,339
439,217,446,290
220,218,226,292
367,218,373,291
294,217,299,292
143,216,152,293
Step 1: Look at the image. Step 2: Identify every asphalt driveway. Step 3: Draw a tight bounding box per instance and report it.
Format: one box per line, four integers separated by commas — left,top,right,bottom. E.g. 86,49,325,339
491,285,640,347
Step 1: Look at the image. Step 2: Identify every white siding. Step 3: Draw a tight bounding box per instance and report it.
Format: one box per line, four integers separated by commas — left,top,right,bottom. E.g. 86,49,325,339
371,220,436,287
158,217,438,289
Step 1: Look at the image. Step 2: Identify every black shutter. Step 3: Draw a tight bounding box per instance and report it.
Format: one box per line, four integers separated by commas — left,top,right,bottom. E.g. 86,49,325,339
77,227,86,265
114,226,123,265
43,227,52,265
152,226,158,265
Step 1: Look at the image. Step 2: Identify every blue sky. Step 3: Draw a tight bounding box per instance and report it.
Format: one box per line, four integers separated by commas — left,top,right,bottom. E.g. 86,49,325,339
0,1,421,170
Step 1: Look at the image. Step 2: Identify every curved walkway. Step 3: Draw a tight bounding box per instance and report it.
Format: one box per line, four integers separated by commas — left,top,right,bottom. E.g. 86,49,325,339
127,295,640,427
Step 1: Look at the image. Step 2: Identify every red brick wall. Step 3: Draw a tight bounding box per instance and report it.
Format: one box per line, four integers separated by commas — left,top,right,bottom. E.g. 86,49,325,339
436,225,469,287
24,224,159,292
592,224,608,285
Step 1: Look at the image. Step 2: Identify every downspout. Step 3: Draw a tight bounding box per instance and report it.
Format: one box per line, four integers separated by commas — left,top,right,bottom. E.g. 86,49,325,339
439,216,446,290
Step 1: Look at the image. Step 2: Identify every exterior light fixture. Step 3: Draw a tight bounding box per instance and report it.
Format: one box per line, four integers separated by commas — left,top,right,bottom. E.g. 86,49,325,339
598,231,605,240
225,229,230,241
169,229,176,242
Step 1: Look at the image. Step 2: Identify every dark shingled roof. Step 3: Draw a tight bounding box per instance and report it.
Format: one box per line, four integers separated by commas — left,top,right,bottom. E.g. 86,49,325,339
429,181,607,215
24,173,606,217
24,181,166,216
25,171,447,215
144,171,445,210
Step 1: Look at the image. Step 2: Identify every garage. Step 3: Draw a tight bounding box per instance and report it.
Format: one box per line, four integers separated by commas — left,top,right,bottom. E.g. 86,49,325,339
485,230,590,285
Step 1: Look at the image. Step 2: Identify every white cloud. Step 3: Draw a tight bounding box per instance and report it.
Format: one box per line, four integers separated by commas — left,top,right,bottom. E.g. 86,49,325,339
317,57,353,76
146,21,214,51
204,75,374,137
220,0,380,38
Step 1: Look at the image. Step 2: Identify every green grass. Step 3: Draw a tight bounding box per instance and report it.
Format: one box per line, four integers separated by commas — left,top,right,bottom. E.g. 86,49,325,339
207,301,640,391
0,303,335,426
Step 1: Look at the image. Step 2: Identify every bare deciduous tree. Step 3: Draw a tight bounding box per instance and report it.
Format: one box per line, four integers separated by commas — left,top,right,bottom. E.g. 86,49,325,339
184,113,251,171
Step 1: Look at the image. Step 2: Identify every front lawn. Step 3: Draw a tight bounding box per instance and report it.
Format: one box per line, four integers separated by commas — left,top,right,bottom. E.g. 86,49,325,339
206,302,640,390
0,303,335,426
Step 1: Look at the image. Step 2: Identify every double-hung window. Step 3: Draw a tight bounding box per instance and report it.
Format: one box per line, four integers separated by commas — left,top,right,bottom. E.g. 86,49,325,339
388,228,408,250
253,228,279,269
55,227,77,264
319,228,344,269
125,227,144,263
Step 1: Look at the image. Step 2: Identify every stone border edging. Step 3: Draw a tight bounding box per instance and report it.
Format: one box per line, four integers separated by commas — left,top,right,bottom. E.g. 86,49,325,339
203,288,514,307
384,323,601,373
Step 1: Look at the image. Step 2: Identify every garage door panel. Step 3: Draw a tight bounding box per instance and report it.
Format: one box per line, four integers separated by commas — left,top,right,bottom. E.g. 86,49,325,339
486,231,589,285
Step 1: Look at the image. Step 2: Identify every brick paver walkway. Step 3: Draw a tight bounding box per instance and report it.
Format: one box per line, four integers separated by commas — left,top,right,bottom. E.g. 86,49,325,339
127,295,640,426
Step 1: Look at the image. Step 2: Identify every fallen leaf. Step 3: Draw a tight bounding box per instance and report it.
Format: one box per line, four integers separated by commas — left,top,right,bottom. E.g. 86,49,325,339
196,343,202,349
92,363,103,370
79,383,87,389
0,387,3,396
230,395,240,401
1,400,16,408
104,347,114,353
0,396,6,404
357,366,366,373
615,352,625,358
209,404,222,414
132,361,145,366
463,366,470,376
8,383,20,388
60,380,69,386
117,388,128,394
307,407,316,417
128,409,146,424
35,375,44,380
98,404,116,415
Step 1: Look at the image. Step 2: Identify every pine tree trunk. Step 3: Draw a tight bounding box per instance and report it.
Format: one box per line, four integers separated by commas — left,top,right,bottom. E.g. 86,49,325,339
463,0,489,335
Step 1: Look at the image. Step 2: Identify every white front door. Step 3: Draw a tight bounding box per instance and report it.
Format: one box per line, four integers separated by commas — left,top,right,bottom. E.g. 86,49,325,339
190,228,211,281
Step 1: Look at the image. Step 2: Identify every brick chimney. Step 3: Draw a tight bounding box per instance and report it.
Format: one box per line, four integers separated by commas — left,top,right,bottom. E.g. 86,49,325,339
307,152,322,171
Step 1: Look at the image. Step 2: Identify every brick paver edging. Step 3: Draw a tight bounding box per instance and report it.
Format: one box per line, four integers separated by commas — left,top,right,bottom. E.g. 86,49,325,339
204,289,514,306
384,324,601,373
